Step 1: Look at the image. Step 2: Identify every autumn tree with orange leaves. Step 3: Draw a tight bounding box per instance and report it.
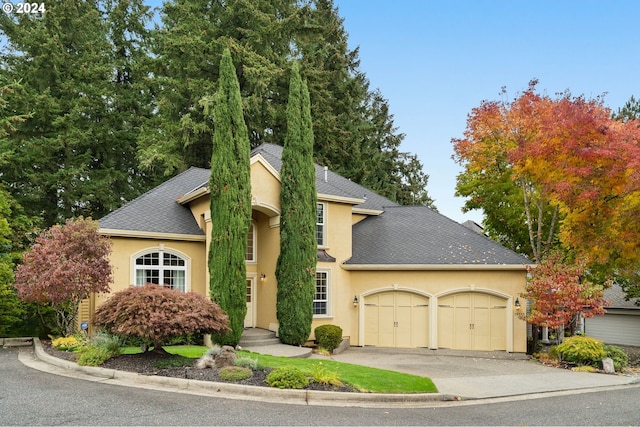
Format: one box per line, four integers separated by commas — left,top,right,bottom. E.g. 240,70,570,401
454,80,640,301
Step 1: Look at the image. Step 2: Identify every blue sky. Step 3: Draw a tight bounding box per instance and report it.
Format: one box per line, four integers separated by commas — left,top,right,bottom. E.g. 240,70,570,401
333,0,639,224
144,0,639,224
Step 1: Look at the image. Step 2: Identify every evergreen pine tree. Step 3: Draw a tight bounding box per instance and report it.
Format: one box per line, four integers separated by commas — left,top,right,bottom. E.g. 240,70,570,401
208,48,251,346
275,62,318,346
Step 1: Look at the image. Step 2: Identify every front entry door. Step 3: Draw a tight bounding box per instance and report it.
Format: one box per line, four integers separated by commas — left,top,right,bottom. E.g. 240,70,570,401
244,277,256,328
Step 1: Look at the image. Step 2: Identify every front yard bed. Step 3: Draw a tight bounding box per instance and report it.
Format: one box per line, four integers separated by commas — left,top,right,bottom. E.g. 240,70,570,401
42,342,438,394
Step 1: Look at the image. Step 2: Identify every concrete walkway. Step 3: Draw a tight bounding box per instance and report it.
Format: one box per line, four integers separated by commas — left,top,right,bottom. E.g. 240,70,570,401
15,338,640,407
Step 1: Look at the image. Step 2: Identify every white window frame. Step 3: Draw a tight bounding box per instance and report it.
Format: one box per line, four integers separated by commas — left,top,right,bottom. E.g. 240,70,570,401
131,247,190,292
246,220,256,263
316,202,326,247
313,269,331,318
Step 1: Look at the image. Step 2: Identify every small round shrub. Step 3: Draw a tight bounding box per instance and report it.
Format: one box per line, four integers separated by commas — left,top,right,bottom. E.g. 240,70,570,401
233,355,262,370
76,346,111,366
555,336,606,366
314,324,343,352
603,344,628,372
265,367,309,389
218,366,252,382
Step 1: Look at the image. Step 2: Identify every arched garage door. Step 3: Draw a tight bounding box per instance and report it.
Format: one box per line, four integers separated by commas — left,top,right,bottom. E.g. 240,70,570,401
364,291,429,348
438,293,507,351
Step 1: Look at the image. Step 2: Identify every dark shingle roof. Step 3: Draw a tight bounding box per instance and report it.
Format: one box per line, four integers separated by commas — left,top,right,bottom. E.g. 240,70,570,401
604,284,640,309
346,206,531,265
99,167,209,235
99,143,395,235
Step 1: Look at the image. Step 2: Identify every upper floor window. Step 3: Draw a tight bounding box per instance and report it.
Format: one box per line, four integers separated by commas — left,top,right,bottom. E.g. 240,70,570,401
246,222,256,262
313,270,330,316
134,250,187,292
316,202,325,246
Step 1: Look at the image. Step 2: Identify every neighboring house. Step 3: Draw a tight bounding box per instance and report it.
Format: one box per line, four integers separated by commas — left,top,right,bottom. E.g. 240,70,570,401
584,284,640,346
87,143,532,352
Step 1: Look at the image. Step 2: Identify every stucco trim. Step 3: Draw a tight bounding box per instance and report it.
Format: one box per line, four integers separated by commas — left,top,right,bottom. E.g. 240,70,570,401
318,193,365,205
251,154,281,180
176,187,208,205
352,208,384,216
342,263,530,271
99,228,205,242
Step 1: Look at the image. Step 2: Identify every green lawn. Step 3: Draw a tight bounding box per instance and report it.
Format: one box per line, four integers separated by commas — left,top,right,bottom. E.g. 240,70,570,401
120,345,437,393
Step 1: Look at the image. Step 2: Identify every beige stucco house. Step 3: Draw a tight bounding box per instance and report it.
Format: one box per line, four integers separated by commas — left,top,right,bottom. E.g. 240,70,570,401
88,143,531,352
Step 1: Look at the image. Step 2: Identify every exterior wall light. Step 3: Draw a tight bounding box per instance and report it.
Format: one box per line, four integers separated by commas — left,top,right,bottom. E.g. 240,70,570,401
260,273,266,282
353,295,359,307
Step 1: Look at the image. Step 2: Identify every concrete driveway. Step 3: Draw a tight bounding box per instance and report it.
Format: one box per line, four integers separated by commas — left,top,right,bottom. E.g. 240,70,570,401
314,347,639,399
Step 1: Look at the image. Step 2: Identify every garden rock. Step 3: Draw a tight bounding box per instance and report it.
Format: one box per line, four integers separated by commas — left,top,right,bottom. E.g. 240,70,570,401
602,357,615,374
215,345,237,368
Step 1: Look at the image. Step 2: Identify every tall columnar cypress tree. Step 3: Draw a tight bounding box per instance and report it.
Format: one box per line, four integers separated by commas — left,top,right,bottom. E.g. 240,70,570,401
208,48,251,346
275,62,318,346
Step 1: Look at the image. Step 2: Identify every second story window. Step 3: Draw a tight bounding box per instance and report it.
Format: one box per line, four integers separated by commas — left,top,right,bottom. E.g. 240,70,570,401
316,202,325,246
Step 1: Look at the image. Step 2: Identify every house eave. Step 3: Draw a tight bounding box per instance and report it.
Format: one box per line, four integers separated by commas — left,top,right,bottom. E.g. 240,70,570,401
176,187,209,205
341,263,530,271
99,228,206,242
352,207,384,216
318,193,365,205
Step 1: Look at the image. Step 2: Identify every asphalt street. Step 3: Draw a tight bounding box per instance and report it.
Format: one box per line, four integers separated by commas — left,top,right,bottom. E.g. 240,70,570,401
3,347,640,426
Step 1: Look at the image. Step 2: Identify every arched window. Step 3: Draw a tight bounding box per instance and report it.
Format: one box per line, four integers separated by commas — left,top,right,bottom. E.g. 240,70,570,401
134,250,187,292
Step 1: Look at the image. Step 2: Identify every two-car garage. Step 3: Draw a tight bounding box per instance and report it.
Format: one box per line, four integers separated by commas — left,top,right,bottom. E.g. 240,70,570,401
362,290,510,351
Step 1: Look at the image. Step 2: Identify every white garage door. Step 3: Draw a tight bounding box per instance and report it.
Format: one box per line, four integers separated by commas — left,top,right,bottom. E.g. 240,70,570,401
585,313,640,346
438,293,507,351
364,291,429,348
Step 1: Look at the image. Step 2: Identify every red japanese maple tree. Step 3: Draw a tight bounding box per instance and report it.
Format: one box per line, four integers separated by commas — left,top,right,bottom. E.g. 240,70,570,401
15,217,112,336
523,251,608,336
92,284,229,353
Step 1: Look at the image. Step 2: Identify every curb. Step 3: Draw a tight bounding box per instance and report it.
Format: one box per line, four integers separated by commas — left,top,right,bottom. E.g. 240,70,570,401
30,338,449,408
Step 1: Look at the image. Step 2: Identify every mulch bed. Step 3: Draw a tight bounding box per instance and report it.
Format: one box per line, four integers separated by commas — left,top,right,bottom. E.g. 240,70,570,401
40,341,357,392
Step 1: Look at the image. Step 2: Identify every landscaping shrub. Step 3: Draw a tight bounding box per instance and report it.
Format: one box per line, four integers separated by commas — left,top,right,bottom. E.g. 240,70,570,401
205,344,223,358
309,364,343,387
233,355,262,371
219,366,252,382
51,335,81,351
76,346,112,366
74,331,124,366
92,284,229,352
90,331,123,356
314,324,343,352
265,367,309,389
604,344,628,372
554,336,606,366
